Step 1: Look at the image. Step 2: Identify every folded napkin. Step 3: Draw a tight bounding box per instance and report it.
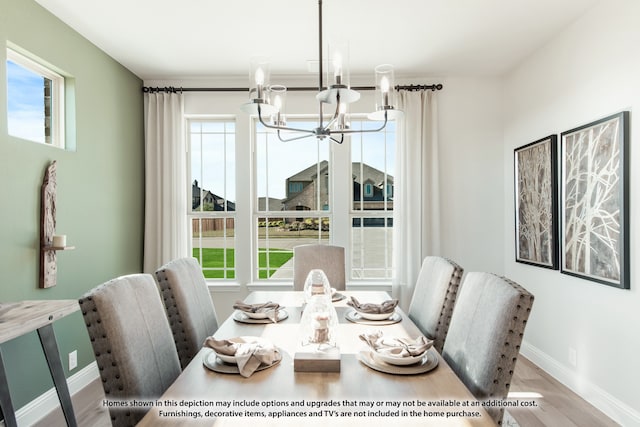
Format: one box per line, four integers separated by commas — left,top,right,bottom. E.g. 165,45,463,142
347,296,398,314
233,300,281,322
204,337,278,377
359,330,432,357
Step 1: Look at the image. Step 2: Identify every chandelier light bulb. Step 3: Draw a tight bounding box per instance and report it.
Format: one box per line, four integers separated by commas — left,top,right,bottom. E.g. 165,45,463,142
333,53,343,85
255,67,264,86
381,76,390,105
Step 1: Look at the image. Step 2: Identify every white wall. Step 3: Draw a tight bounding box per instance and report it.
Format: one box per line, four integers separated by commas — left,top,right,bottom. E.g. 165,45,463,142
438,77,505,274
503,0,640,424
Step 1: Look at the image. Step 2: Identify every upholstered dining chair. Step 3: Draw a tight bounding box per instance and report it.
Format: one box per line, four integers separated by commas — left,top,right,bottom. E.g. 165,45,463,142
407,256,464,353
293,244,346,291
79,274,181,426
155,257,219,368
441,272,534,425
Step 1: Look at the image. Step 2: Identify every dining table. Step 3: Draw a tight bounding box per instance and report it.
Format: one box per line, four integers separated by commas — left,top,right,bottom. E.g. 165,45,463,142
137,291,495,426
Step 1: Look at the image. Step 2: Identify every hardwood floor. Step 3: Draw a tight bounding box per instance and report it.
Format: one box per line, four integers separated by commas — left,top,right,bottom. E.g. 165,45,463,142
35,356,618,426
508,357,619,427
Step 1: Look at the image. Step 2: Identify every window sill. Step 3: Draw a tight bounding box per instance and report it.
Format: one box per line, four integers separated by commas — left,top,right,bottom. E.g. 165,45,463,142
205,282,242,292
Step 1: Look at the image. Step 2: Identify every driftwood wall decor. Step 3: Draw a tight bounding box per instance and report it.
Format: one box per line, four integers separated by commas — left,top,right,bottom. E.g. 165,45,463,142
40,161,58,288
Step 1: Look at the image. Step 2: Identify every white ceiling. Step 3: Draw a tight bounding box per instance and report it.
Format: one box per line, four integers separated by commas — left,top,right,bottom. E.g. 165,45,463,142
36,0,599,81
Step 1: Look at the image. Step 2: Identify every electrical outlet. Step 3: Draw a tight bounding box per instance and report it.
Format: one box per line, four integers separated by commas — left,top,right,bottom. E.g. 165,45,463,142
69,350,78,371
568,347,577,367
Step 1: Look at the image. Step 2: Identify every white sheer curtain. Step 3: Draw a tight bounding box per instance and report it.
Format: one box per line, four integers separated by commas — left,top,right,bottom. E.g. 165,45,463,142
392,90,440,309
143,92,188,273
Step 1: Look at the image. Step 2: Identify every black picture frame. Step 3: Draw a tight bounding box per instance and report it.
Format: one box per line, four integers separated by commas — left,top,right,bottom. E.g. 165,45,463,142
514,135,558,269
560,111,630,289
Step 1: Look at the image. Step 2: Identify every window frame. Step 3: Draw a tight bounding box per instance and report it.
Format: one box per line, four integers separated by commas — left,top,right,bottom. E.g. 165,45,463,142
251,114,395,284
187,116,237,280
6,47,65,148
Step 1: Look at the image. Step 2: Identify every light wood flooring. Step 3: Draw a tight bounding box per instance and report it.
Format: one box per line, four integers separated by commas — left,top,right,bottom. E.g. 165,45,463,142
34,356,618,427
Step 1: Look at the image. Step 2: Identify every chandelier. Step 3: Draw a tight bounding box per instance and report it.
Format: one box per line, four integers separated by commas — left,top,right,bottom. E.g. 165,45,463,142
240,0,402,144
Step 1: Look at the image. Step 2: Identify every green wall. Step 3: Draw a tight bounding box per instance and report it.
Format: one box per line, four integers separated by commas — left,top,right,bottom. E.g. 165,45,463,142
0,0,144,409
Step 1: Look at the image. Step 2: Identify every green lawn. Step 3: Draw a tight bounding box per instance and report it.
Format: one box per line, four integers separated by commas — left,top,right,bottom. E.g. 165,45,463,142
193,248,293,279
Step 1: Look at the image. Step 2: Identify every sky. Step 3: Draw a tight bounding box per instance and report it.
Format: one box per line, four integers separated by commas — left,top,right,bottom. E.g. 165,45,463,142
6,59,46,143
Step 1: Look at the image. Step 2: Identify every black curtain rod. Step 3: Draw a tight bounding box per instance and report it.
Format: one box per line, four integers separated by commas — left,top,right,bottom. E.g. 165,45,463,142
142,83,443,94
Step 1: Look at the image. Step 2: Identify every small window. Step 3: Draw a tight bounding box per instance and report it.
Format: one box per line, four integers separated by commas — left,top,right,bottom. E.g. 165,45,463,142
6,47,65,148
364,183,373,197
288,182,304,193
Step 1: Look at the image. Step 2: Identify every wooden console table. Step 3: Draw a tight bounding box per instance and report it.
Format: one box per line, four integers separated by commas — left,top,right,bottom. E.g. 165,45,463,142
0,300,79,427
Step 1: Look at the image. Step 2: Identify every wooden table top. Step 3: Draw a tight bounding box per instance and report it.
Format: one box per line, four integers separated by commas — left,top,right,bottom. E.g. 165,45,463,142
0,299,79,344
138,291,494,426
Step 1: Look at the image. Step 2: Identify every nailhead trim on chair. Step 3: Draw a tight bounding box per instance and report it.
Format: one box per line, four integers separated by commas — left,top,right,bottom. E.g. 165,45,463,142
491,276,534,425
155,268,194,369
79,292,135,426
432,258,463,352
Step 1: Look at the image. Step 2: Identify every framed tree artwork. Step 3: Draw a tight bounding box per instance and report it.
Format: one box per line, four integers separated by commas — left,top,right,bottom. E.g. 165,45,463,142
514,135,558,269
560,111,630,289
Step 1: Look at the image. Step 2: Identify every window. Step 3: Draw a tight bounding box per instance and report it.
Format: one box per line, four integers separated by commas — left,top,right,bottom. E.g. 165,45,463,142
6,47,65,148
253,117,395,282
364,183,374,198
189,119,236,279
288,182,304,193
255,121,330,280
351,119,395,280
187,115,395,282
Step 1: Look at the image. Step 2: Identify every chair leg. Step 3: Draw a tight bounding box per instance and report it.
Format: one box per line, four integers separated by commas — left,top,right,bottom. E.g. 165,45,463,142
37,324,78,427
0,347,18,427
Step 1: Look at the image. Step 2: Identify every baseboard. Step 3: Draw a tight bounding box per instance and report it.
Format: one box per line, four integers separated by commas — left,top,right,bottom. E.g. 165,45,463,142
521,341,640,426
13,361,100,426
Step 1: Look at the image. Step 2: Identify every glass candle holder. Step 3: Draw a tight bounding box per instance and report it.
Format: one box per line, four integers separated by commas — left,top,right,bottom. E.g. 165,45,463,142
249,57,271,104
304,269,332,303
269,84,287,126
374,64,396,110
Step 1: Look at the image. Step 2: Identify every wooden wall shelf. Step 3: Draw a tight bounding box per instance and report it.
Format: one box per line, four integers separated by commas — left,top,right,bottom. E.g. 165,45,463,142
43,246,76,252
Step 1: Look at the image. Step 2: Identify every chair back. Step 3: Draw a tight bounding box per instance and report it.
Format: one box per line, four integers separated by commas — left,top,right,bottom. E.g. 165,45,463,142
293,244,346,291
79,274,181,426
407,256,463,352
155,257,219,368
442,272,534,425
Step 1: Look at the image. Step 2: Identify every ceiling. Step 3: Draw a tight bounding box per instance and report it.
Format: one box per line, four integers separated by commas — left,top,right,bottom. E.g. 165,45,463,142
35,0,599,81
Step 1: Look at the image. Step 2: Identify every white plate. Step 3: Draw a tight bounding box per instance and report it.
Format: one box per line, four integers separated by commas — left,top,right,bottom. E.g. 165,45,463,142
357,310,395,321
345,309,402,325
233,309,289,324
215,352,237,364
358,348,439,375
374,350,426,366
243,309,276,319
213,336,271,365
204,348,283,374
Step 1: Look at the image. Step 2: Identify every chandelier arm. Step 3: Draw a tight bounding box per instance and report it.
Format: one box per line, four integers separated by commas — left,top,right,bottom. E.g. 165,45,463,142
330,112,389,135
256,105,315,134
322,102,342,131
276,130,315,143
329,134,345,144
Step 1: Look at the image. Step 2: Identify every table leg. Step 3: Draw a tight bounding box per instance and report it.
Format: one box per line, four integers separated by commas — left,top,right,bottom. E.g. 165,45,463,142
37,324,78,427
0,347,18,427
